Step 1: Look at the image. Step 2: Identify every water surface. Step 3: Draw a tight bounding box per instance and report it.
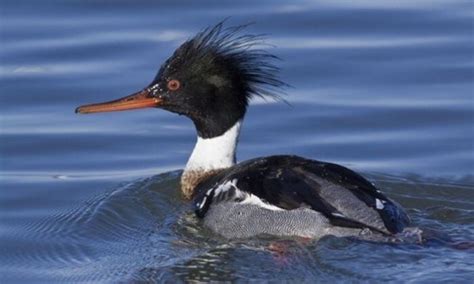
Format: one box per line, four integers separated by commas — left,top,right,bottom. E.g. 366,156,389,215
1,0,473,282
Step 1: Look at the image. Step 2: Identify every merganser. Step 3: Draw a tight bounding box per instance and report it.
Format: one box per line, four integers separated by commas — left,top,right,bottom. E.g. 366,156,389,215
76,23,410,240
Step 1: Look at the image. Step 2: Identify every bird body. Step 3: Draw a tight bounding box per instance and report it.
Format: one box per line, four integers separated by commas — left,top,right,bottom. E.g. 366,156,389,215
76,23,411,240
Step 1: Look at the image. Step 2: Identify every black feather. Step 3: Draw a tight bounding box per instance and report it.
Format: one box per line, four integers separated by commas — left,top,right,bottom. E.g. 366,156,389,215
194,155,410,235
149,22,288,137
168,21,287,104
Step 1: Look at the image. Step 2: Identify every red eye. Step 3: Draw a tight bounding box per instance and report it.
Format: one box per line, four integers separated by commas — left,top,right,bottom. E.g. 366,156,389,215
167,79,180,91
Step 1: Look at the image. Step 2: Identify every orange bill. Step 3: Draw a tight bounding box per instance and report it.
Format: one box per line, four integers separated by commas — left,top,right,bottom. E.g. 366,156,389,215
75,89,162,114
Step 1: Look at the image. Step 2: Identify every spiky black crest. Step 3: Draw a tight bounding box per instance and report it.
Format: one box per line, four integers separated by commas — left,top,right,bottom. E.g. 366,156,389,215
169,22,287,104
150,22,287,138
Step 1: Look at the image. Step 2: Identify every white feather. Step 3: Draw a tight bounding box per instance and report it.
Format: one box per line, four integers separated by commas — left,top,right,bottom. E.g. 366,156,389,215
209,178,283,211
375,198,385,210
214,179,238,196
238,193,284,211
185,121,241,171
231,181,283,211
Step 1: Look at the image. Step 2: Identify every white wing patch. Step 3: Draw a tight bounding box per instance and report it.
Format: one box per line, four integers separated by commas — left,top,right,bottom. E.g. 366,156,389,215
203,178,284,212
196,196,207,210
229,180,284,211
237,193,284,211
214,179,238,196
375,198,385,210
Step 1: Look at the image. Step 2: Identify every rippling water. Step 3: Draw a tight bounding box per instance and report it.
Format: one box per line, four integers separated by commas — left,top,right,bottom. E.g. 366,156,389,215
1,0,473,282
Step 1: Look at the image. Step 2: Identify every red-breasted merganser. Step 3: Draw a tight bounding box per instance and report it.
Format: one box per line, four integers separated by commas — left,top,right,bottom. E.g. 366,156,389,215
76,23,410,239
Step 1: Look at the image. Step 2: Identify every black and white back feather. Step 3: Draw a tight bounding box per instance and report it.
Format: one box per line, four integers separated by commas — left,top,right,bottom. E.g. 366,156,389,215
194,155,410,235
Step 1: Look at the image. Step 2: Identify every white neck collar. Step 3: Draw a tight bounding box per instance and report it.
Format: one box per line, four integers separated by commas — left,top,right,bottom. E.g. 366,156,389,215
184,120,242,172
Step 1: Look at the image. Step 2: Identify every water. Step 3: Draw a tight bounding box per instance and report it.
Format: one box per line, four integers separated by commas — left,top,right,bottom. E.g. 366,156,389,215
1,0,473,282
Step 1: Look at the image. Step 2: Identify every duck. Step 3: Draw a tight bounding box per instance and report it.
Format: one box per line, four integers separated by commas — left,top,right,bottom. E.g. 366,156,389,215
76,23,411,240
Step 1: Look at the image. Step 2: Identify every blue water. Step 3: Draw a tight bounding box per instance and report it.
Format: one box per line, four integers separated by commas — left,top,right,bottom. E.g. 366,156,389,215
1,0,473,282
